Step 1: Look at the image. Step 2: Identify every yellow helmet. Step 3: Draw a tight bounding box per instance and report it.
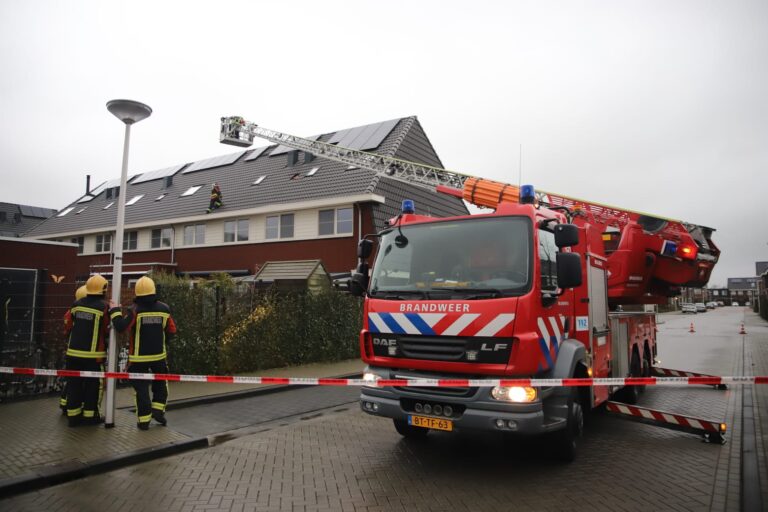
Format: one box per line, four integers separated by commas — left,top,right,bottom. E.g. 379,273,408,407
85,274,108,295
75,285,88,301
135,276,156,297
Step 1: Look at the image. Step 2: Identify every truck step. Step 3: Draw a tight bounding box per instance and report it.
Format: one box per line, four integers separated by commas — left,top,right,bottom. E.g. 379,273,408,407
651,367,727,390
604,401,727,445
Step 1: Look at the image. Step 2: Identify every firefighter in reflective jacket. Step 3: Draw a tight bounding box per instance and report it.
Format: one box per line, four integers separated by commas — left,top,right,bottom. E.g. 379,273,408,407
111,276,177,430
63,275,114,426
60,285,88,414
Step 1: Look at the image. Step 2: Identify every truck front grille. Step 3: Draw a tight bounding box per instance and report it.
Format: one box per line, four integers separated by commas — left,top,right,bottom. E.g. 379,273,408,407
398,336,466,361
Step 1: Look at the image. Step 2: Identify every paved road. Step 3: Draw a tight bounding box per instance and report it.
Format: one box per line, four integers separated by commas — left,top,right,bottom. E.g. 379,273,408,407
3,307,762,512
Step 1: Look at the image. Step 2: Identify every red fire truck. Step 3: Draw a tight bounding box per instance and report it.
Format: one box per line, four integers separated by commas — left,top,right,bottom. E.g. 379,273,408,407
220,117,720,461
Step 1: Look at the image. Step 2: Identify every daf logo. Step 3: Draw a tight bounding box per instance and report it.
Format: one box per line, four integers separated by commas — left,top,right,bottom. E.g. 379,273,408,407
373,337,397,347
480,343,508,352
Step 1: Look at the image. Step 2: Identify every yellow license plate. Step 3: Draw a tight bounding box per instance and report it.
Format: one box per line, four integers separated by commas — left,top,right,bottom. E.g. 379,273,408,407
408,415,453,431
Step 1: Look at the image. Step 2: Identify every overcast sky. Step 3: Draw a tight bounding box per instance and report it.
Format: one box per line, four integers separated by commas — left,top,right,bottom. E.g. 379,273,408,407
1,0,766,286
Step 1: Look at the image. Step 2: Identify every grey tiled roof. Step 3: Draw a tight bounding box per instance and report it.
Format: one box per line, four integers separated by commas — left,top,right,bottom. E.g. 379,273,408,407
25,117,467,238
0,202,56,237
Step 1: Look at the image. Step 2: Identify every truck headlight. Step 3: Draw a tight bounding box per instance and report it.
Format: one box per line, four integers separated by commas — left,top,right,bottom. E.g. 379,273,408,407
362,372,381,386
491,386,537,403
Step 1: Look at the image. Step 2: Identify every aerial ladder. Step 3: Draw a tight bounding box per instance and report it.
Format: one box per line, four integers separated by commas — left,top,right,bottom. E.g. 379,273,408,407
220,116,720,305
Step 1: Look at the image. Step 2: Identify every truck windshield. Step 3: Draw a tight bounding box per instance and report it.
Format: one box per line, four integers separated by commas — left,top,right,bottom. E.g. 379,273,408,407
369,216,531,298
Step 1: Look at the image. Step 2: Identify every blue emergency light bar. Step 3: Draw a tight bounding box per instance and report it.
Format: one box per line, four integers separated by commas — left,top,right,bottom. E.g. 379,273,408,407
402,199,415,214
520,184,535,204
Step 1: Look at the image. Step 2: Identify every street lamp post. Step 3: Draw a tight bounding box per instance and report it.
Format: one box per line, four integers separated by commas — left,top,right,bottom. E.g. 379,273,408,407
104,99,152,428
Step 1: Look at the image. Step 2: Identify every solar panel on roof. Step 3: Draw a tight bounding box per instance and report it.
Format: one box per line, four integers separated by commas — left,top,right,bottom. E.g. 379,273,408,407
328,119,399,151
131,164,186,184
270,135,321,156
19,205,51,218
89,179,116,196
244,146,269,162
359,119,399,150
183,151,246,174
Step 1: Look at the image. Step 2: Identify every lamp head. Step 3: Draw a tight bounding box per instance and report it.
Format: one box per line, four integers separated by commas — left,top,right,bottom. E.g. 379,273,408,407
106,99,152,125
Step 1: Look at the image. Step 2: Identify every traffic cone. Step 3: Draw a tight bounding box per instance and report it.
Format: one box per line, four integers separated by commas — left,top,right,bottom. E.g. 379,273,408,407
689,322,695,333
739,323,747,335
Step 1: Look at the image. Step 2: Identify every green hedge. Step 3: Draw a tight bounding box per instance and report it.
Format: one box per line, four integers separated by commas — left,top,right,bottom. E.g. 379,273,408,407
147,273,361,375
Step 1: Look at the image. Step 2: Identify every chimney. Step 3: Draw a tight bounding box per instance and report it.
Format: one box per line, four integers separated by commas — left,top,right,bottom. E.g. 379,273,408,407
287,150,298,167
165,175,173,188
86,174,91,195
304,152,315,164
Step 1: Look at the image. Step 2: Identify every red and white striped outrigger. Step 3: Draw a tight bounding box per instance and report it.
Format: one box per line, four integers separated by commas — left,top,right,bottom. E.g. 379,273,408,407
605,401,727,444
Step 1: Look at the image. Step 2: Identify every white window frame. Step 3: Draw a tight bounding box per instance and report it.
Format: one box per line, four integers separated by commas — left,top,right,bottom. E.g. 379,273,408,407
95,233,112,253
224,219,249,243
266,213,294,239
318,207,353,236
151,227,173,248
184,223,206,245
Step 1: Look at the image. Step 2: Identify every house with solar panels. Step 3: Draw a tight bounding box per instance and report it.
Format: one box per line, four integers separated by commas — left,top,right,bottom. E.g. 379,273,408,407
22,116,468,286
0,203,57,238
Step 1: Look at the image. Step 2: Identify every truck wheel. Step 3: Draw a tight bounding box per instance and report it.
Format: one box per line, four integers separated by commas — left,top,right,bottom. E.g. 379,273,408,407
393,419,429,439
553,391,583,463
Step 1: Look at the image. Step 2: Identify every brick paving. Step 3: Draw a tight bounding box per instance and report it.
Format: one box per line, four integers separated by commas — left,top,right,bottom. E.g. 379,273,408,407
4,309,764,511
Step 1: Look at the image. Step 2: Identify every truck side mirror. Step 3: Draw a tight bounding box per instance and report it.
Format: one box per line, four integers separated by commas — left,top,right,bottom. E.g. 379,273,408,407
358,239,373,259
554,224,579,248
349,262,369,297
556,252,582,289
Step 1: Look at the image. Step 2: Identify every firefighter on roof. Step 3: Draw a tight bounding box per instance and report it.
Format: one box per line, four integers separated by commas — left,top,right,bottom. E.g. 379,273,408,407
206,182,223,213
63,275,115,427
111,276,177,430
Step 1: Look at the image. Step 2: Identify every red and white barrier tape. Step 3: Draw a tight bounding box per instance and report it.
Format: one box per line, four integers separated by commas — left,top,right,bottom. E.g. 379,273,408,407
2,366,767,388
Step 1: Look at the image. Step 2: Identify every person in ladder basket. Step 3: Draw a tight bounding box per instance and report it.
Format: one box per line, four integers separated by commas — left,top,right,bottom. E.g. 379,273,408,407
206,182,223,213
63,275,115,427
111,276,177,430
60,285,88,414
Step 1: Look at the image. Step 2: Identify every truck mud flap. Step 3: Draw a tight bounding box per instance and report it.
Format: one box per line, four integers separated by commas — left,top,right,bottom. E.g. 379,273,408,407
652,367,728,390
604,401,727,445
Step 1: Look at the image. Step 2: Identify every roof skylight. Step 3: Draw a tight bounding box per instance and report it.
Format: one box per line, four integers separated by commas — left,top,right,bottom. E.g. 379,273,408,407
125,194,145,206
253,175,266,185
57,207,75,217
103,202,114,210
181,185,202,197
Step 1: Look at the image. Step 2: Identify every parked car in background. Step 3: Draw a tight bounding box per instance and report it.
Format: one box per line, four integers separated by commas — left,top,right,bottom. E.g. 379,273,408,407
682,303,697,314
732,302,739,306
705,302,716,309
695,303,707,312
745,301,751,307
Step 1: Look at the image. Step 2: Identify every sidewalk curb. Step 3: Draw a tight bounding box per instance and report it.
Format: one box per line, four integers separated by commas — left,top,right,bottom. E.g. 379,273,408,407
1,370,363,499
118,371,363,412
0,437,209,499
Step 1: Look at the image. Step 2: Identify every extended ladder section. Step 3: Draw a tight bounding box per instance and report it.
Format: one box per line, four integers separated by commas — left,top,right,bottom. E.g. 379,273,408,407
220,116,719,303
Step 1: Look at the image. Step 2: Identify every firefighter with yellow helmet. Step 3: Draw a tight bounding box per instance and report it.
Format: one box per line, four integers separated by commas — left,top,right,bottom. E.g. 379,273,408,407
112,276,177,430
63,275,116,426
59,285,88,414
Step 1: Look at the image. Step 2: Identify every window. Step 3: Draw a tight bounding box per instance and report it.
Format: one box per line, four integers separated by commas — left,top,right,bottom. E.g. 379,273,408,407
253,175,266,185
57,207,74,217
224,219,249,242
318,208,353,236
71,236,84,254
318,210,334,236
76,206,88,214
96,233,112,253
156,194,166,201
126,194,144,206
337,208,353,234
123,231,138,251
265,214,294,239
151,227,173,248
103,202,114,210
306,167,319,176
538,229,558,291
181,186,202,197
184,224,206,245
